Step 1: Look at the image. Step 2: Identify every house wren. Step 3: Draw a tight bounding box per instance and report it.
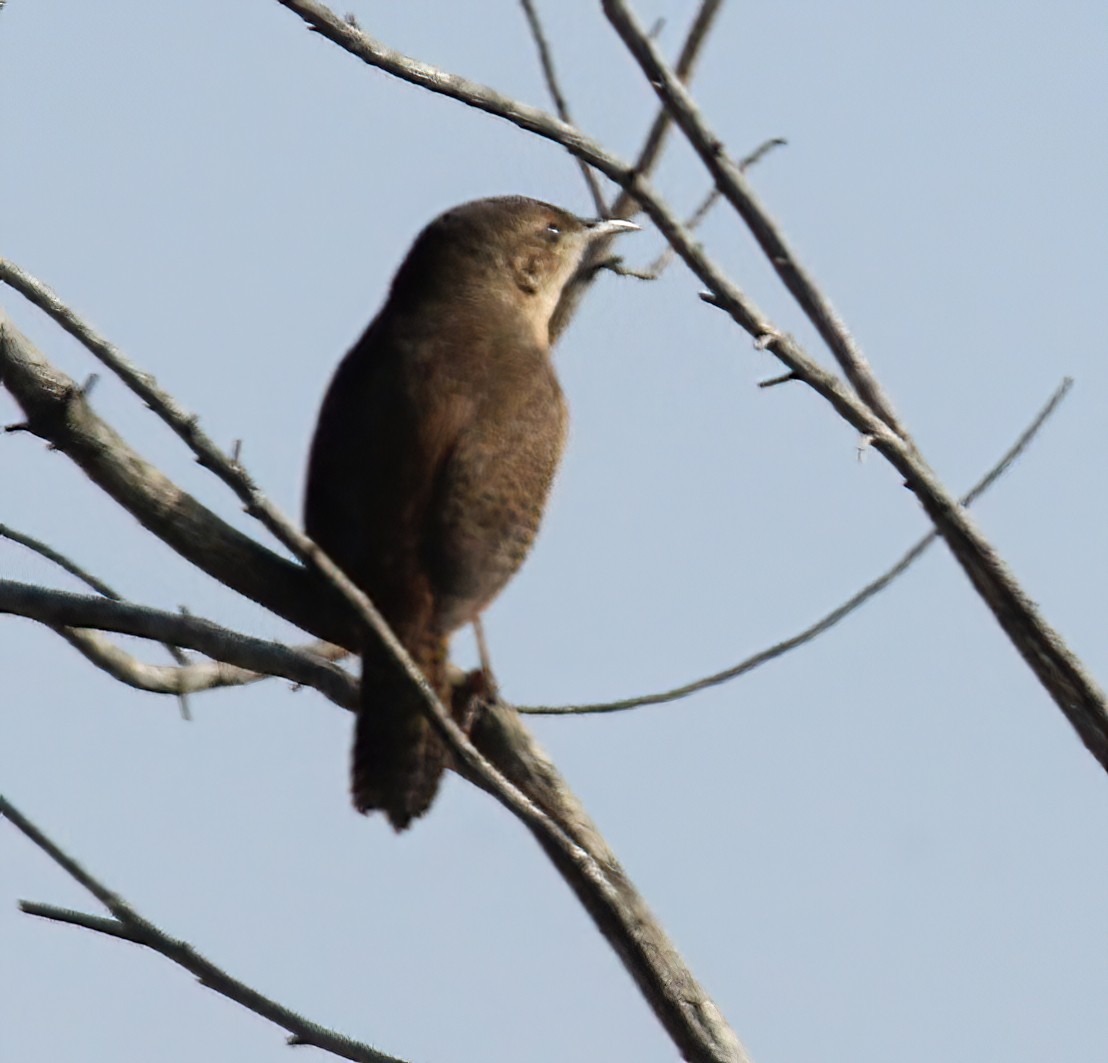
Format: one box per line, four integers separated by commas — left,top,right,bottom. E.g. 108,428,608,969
303,196,637,829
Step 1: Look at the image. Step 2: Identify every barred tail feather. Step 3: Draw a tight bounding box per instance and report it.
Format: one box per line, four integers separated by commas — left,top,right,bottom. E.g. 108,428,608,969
352,632,449,830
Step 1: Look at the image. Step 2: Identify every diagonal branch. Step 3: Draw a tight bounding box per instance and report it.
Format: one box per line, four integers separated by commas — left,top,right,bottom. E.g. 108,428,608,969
1,311,749,1063
552,0,723,339
517,0,607,216
0,522,120,598
602,0,904,436
613,138,786,283
271,0,1108,794
609,0,724,218
0,797,407,1063
522,378,1073,715
1,521,195,717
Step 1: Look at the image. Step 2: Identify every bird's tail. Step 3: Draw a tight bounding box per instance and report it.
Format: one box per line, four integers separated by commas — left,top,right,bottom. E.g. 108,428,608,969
353,628,450,830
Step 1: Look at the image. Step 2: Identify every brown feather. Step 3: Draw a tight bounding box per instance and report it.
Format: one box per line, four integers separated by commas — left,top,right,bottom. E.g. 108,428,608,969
303,196,634,829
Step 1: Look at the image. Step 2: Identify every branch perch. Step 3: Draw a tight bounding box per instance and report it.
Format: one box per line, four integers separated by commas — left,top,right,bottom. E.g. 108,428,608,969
268,0,1108,775
1,304,749,1062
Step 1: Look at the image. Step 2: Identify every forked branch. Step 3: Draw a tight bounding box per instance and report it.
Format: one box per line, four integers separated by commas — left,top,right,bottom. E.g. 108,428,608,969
271,0,1108,780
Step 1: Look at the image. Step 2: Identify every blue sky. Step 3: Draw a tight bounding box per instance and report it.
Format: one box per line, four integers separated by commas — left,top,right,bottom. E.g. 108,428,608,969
3,3,1108,1061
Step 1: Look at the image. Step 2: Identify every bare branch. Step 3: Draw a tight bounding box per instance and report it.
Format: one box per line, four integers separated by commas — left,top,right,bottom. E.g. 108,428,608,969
2,304,749,1063
1,797,407,1063
609,0,724,218
0,314,337,641
517,0,607,216
0,578,359,709
53,626,346,697
0,522,119,598
522,378,1074,715
0,521,197,717
602,0,906,437
55,627,252,694
464,698,751,1063
613,137,787,282
268,0,1108,779
554,0,724,337
20,902,145,944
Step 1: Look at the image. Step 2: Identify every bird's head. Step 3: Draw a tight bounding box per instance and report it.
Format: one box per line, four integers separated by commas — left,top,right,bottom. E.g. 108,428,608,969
390,196,638,345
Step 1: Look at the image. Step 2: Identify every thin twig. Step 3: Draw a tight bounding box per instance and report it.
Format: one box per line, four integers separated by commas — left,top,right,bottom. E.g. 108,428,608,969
614,136,787,282
0,521,193,718
518,0,607,216
1,301,749,1063
610,0,723,219
20,902,144,943
1,796,406,1063
0,263,639,981
603,0,906,440
550,0,723,337
268,0,1108,776
521,378,1073,715
0,522,119,598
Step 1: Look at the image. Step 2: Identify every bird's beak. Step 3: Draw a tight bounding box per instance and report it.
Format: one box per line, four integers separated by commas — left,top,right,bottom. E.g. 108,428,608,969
586,218,640,239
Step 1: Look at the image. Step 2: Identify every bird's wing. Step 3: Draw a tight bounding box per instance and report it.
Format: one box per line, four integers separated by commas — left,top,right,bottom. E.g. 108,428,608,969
303,318,473,633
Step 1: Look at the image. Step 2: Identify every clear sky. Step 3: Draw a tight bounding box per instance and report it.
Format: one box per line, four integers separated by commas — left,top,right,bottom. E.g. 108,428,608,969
3,2,1108,1061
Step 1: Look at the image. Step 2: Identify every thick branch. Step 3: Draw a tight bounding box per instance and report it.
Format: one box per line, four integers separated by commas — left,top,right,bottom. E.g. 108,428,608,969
1,312,749,1063
602,0,905,436
0,312,348,642
0,578,359,707
272,0,1108,807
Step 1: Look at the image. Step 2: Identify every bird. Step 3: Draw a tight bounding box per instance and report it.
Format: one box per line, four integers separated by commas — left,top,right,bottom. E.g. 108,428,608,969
303,195,637,830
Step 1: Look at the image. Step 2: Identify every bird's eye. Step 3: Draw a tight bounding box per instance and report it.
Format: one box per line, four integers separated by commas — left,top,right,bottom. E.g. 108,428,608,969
544,223,562,242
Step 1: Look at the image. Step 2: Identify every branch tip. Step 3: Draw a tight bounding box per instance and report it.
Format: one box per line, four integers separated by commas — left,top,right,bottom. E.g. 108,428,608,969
758,371,797,389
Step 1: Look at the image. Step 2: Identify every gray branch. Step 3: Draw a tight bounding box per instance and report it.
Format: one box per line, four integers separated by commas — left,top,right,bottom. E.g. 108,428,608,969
521,378,1073,715
1,797,406,1063
602,0,905,436
1,304,747,1062
269,0,1108,784
0,578,358,708
55,626,350,698
517,0,607,216
1,520,195,717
